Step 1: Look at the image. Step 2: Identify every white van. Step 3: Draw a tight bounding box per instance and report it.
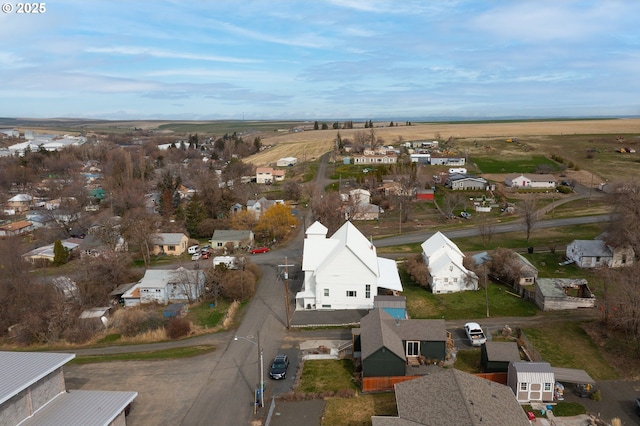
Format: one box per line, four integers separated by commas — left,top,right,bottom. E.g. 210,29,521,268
213,256,238,269
188,245,200,255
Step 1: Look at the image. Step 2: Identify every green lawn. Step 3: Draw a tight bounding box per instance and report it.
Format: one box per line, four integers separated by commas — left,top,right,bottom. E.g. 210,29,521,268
454,350,482,373
298,359,357,394
69,345,215,364
186,300,230,328
402,278,538,320
473,155,561,174
522,322,618,380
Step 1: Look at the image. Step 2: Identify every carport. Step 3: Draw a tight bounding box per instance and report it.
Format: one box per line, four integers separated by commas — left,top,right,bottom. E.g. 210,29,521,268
551,367,595,385
552,367,596,398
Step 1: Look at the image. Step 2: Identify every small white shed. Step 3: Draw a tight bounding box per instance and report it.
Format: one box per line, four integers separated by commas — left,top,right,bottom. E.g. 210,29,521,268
508,361,555,402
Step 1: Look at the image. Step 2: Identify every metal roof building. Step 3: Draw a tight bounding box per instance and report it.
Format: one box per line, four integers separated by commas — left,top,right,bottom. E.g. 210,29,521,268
0,351,137,426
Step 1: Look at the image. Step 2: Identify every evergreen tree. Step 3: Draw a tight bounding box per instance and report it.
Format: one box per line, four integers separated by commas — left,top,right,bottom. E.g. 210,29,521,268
53,239,69,266
184,193,208,238
321,123,329,130
314,121,319,130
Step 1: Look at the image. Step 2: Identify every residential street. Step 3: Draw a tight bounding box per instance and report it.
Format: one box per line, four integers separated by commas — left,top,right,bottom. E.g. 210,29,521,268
62,156,624,425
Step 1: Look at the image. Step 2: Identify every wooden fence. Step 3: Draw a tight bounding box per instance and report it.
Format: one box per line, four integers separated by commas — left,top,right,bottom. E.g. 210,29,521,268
362,372,508,392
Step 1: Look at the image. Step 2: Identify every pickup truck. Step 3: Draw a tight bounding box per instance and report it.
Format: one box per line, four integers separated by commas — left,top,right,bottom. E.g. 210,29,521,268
464,322,487,346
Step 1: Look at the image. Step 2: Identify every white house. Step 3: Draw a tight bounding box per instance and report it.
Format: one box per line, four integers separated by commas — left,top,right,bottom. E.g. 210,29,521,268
505,173,556,189
296,221,402,311
246,197,284,218
421,232,478,293
566,239,634,268
122,267,205,307
256,167,285,184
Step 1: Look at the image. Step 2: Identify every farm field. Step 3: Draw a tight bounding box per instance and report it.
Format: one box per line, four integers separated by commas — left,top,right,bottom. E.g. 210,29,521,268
244,118,640,182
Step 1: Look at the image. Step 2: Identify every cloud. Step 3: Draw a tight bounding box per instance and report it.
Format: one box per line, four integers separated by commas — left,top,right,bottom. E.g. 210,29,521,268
85,46,260,64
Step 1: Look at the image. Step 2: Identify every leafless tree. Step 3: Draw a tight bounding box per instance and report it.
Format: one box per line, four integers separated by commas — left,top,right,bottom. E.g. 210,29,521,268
221,269,256,302
478,216,496,247
172,267,203,304
520,196,538,242
440,192,465,218
606,182,640,262
311,190,344,235
607,263,640,356
403,254,431,289
121,207,157,268
487,248,522,286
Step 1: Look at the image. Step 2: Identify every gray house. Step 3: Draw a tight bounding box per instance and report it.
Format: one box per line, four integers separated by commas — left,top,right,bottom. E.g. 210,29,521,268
355,309,448,378
0,351,137,425
566,239,634,268
372,368,530,426
210,229,254,251
447,174,488,190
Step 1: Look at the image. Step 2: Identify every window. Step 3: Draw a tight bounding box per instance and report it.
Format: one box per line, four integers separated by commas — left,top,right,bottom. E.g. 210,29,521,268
168,245,175,251
406,341,419,356
520,383,528,391
365,285,370,299
324,289,329,297
453,278,458,283
544,383,552,392
346,290,356,297
444,278,448,283
217,242,223,247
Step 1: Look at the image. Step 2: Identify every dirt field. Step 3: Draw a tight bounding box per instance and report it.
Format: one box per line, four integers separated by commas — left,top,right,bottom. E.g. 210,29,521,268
247,118,640,166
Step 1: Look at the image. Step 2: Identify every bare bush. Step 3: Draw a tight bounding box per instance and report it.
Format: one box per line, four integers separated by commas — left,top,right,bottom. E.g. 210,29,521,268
165,317,191,339
113,308,164,337
403,254,430,289
221,269,257,302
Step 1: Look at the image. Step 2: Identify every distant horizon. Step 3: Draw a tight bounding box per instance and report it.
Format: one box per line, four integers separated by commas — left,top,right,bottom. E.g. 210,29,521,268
1,2,639,120
1,114,638,125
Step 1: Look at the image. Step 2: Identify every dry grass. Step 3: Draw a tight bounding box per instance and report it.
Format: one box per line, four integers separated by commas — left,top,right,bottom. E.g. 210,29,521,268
323,393,397,426
247,118,640,166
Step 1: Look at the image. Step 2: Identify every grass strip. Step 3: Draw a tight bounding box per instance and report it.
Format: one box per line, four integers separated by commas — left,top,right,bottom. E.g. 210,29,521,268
69,345,215,364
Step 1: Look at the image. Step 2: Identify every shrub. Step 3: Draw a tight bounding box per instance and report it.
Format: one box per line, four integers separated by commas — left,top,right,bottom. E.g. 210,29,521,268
115,308,164,337
165,317,191,339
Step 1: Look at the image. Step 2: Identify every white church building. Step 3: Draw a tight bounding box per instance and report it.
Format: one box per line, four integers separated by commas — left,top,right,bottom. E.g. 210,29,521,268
296,221,402,311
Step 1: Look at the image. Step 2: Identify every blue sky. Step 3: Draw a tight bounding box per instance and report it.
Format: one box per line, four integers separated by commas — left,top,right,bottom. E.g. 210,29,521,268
1,0,639,120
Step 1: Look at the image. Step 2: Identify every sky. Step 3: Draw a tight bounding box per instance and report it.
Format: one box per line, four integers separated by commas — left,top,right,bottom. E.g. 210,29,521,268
1,0,639,120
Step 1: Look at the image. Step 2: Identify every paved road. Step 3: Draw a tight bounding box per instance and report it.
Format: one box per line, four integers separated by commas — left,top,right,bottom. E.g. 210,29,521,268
62,160,617,425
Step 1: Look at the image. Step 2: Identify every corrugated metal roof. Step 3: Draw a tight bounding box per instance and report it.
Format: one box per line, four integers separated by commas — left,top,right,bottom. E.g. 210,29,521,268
0,352,75,405
551,367,595,385
511,361,554,383
20,389,138,426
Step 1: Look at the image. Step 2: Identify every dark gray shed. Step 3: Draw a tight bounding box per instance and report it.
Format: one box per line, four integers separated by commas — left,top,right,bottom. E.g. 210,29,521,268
481,341,521,373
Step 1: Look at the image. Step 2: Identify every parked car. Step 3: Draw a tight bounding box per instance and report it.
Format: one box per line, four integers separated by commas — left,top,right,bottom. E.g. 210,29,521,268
464,322,487,346
269,354,289,380
191,252,202,261
251,247,269,254
188,245,200,255
200,245,211,253
460,211,471,219
201,252,210,259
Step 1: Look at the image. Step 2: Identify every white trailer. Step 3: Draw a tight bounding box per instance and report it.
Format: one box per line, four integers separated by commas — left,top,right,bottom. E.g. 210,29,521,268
213,256,238,269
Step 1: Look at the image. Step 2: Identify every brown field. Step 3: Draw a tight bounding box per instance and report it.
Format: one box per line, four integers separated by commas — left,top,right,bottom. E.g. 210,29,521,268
247,118,640,181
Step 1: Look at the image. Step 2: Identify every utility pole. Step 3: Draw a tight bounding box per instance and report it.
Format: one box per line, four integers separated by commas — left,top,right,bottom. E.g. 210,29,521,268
279,257,295,329
484,264,489,318
257,330,264,408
